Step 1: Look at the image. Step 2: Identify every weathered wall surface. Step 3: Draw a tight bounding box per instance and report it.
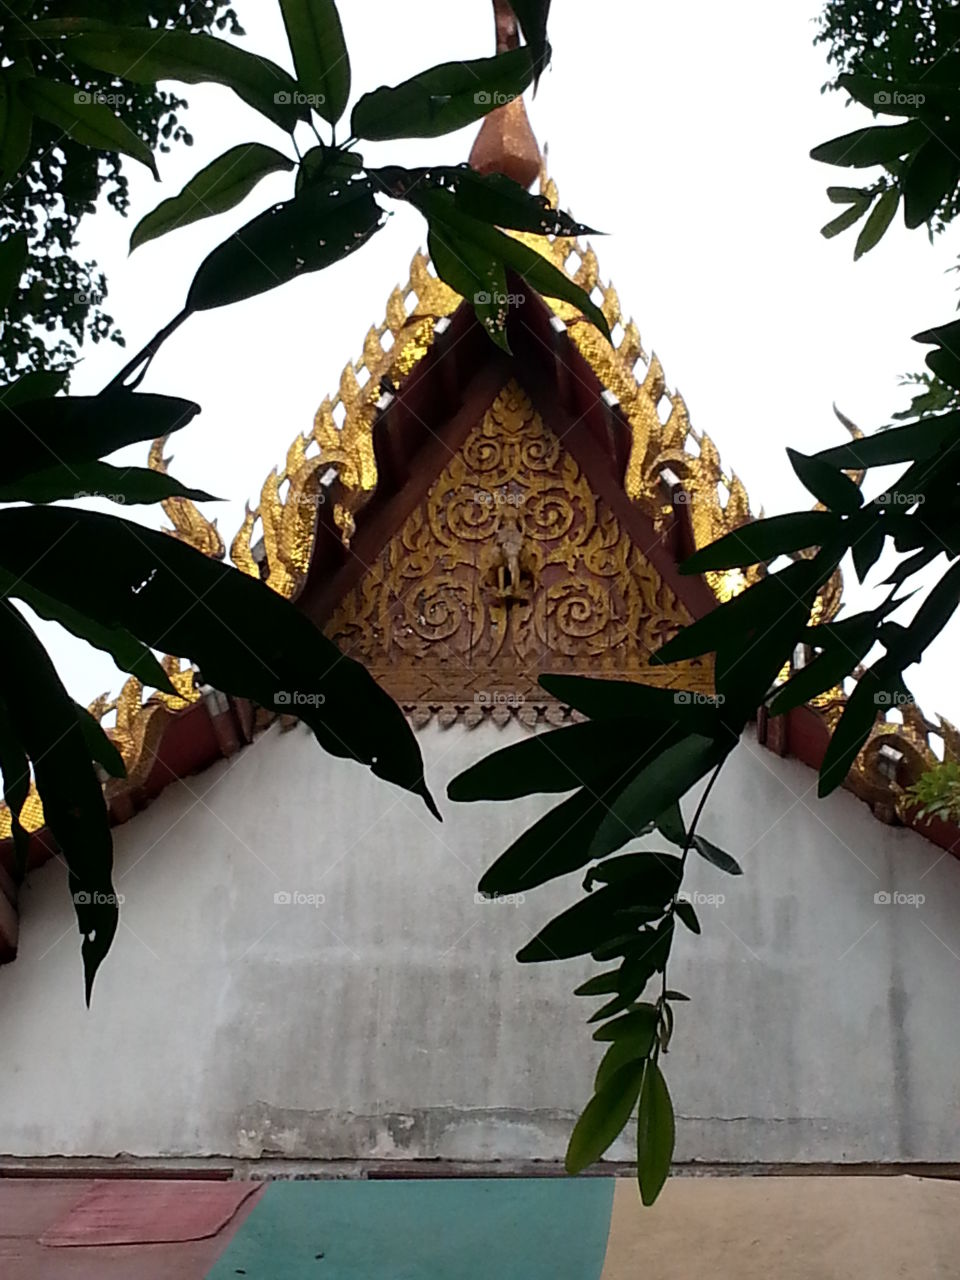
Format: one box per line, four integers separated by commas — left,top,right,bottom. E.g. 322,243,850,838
1,719,958,1164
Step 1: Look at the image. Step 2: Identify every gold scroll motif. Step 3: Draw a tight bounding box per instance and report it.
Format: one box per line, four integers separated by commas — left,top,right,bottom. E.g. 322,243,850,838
0,658,199,839
326,382,714,726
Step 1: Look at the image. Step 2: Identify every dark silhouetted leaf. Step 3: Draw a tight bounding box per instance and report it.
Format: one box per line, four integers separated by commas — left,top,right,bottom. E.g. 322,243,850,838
0,601,116,1003
279,0,350,125
0,66,34,189
816,410,960,468
75,703,125,779
538,673,720,731
62,29,302,131
675,899,700,933
787,448,863,514
854,187,900,259
352,48,535,140
186,179,382,312
18,77,158,178
810,121,925,168
0,506,435,814
592,1003,659,1045
0,230,26,313
656,802,686,847
131,143,294,252
0,461,218,507
692,835,742,875
903,138,960,228
680,511,839,573
507,0,552,86
1,391,199,485
590,734,723,859
574,971,621,998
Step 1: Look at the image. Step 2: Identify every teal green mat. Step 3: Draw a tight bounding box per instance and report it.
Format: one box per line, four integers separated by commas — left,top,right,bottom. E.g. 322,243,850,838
206,1177,615,1279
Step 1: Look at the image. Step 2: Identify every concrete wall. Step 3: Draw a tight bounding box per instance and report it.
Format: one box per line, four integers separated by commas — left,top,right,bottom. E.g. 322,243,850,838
1,719,958,1164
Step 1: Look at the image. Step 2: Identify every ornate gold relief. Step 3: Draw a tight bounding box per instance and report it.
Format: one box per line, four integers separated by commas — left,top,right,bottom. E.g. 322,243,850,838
325,381,714,717
148,437,225,560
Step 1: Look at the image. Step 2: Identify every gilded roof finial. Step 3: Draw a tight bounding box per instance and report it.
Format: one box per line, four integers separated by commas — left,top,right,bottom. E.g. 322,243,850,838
468,0,542,190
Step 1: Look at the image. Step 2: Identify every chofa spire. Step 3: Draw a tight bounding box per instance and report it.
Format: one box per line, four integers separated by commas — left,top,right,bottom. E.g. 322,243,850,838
468,0,542,189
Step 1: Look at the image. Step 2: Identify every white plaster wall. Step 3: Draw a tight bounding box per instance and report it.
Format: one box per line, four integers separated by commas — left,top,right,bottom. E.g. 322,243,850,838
1,719,959,1164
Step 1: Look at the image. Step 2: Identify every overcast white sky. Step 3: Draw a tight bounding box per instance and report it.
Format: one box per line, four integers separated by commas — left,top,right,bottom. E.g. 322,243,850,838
41,0,960,728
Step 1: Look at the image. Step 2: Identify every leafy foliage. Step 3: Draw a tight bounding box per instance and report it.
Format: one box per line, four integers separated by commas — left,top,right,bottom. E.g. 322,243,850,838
906,761,960,824
0,1,243,382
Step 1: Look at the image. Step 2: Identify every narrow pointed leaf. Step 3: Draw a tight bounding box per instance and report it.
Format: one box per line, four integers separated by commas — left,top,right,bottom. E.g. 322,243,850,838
0,461,218,507
75,703,125,779
0,601,116,1003
636,1061,675,1206
507,0,552,86
0,506,435,814
854,187,899,259
680,511,840,573
810,121,926,168
674,899,700,933
903,138,960,228
0,230,26,313
278,0,350,125
565,1062,644,1174
592,1004,659,1045
352,48,535,140
538,674,720,731
62,30,302,131
787,448,863,514
1,391,199,485
18,78,158,178
691,835,742,875
818,664,892,796
815,411,960,468
131,143,294,252
590,734,723,859
574,971,621,998
0,66,34,189
186,178,382,312
595,1039,650,1093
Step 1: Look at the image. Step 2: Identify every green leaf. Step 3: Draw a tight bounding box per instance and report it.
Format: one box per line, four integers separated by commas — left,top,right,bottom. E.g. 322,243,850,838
0,370,67,408
590,734,724,859
449,717,679,802
584,852,682,895
186,178,383,312
62,29,302,131
654,553,842,667
674,898,701,933
636,1061,675,1206
478,785,636,896
74,703,125,780
427,226,511,352
851,510,886,583
656,802,685,847
595,1039,650,1093
0,65,34,190
0,230,26,313
352,47,535,140
517,881,664,965
565,1061,644,1174
0,392,200,486
691,835,742,876
0,461,219,507
787,448,863,515
0,698,31,875
903,559,960,654
0,566,176,694
0,506,436,815
815,410,960,468
818,663,893,797
838,74,956,117
130,143,294,252
854,187,900,259
903,139,960,228
766,620,874,717
680,511,839,573
821,199,871,240
574,971,621,998
18,78,158,178
810,121,926,168
507,0,552,86
278,0,350,125
538,674,721,731
827,185,871,204
0,601,116,1003
592,1004,659,1044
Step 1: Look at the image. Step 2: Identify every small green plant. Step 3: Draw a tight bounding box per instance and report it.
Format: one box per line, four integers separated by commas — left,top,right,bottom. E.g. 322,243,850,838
906,761,960,824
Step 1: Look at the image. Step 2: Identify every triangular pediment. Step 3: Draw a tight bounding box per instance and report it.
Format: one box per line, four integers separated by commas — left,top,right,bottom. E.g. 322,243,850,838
325,380,713,726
